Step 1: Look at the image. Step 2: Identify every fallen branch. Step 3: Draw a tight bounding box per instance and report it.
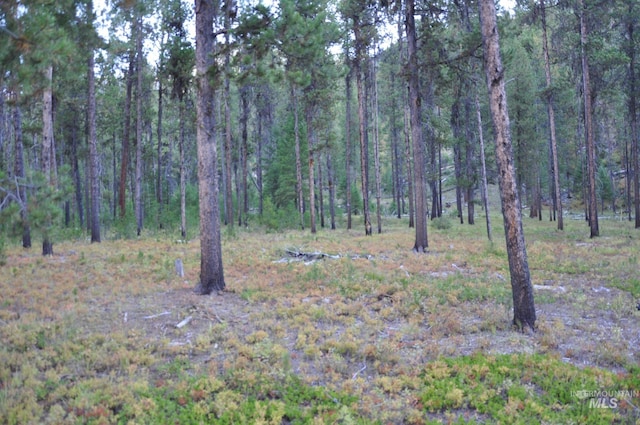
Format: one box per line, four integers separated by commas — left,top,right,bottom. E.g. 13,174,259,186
175,316,193,328
144,311,171,319
352,363,367,380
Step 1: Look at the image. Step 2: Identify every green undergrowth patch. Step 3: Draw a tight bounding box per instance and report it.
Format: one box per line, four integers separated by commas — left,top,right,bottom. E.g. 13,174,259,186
419,353,640,424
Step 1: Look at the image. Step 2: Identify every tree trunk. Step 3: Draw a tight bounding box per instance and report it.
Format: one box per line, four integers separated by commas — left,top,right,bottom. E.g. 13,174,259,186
134,16,144,236
353,20,372,236
88,50,101,243
71,109,84,228
345,67,353,230
42,65,55,256
406,0,428,251
292,87,304,229
179,101,187,239
318,152,325,228
195,0,225,294
157,61,164,227
479,0,536,331
13,101,31,248
398,13,414,228
475,93,492,242
627,5,640,228
372,53,382,234
465,91,475,225
240,86,249,227
306,100,317,233
223,3,234,227
540,0,563,231
578,0,599,238
327,152,336,229
119,28,135,219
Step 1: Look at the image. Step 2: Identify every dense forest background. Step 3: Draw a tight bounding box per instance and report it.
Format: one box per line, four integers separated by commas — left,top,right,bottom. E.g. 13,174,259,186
1,0,640,252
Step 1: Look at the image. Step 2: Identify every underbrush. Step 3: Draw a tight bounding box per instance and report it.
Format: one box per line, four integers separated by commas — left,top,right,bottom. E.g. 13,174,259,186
0,215,639,424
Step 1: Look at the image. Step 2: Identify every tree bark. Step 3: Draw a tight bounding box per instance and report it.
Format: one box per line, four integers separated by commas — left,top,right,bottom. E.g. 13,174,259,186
627,4,640,228
119,26,135,219
88,50,101,243
406,0,428,251
540,0,563,231
292,86,304,229
195,0,225,294
42,65,55,256
13,100,31,248
578,0,599,237
306,100,317,233
179,101,187,239
475,93,492,241
372,53,382,234
345,67,353,230
134,15,144,236
327,151,336,229
479,0,536,331
240,86,249,227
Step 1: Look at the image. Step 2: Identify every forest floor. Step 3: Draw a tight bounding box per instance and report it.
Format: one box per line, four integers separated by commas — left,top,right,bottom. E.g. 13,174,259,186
1,214,639,424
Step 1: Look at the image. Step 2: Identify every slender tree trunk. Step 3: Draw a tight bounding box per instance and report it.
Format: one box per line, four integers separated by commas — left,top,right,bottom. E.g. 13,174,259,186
71,109,84,228
476,93,492,241
345,68,353,230
465,92,476,225
578,0,599,237
240,87,249,227
292,87,304,229
135,17,144,236
42,65,55,256
327,152,336,229
223,3,234,227
88,50,101,242
540,0,563,230
627,7,640,228
479,0,535,331
119,40,135,218
318,152,325,228
13,101,31,248
306,101,317,233
398,14,414,228
353,22,372,236
372,53,382,234
157,63,164,226
406,0,428,251
179,101,187,239
195,0,225,294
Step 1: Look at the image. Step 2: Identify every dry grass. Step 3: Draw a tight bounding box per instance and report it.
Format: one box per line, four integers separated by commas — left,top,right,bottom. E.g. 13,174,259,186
1,215,639,423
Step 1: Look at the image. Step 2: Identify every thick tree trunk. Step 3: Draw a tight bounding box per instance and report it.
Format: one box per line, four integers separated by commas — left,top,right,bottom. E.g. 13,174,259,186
195,0,225,294
88,51,101,243
479,0,536,331
578,0,599,237
406,0,428,251
540,0,563,230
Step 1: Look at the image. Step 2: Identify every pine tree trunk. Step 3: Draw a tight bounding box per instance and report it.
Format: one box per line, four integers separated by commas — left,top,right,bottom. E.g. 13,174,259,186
479,0,535,331
240,87,249,227
195,0,225,294
134,16,144,236
179,101,187,239
540,0,563,230
223,5,234,227
88,50,101,243
13,101,30,248
306,101,317,233
372,54,382,234
475,93,492,242
119,40,134,219
327,152,336,229
578,0,599,237
293,87,304,230
405,0,428,251
345,68,353,230
157,65,164,226
627,6,640,228
42,65,55,256
398,13,414,228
